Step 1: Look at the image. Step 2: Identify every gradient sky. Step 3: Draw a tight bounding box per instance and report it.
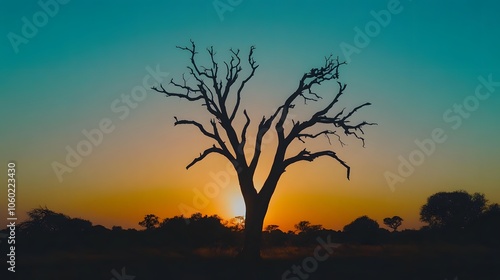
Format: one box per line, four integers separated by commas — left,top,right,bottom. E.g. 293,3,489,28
1,0,500,231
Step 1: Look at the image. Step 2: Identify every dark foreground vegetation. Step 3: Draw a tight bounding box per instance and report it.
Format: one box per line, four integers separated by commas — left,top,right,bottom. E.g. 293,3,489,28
1,190,499,279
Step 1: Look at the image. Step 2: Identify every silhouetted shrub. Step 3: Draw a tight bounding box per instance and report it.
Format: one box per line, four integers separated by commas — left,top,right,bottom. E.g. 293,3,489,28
343,216,380,245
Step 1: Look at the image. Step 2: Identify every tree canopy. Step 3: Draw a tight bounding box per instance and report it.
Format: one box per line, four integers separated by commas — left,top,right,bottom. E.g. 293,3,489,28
420,190,487,230
138,214,160,230
383,216,403,232
343,216,380,244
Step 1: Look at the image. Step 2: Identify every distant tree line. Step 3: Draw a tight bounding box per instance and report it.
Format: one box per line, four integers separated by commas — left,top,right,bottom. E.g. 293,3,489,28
2,190,498,254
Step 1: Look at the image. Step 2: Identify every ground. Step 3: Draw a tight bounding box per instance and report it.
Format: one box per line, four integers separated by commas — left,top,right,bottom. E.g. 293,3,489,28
12,244,500,280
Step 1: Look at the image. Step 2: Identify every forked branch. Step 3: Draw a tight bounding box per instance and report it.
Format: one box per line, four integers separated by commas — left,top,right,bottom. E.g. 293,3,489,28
154,41,259,172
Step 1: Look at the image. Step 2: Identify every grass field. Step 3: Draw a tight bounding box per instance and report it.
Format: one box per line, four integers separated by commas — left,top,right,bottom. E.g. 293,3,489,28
11,244,500,280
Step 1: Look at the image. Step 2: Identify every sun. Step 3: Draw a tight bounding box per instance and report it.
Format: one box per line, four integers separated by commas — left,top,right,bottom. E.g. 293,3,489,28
230,194,246,218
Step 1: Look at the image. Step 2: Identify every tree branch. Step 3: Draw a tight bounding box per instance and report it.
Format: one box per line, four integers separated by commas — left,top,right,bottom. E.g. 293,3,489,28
283,149,351,179
173,117,216,139
205,119,237,164
186,145,229,169
154,41,223,118
173,117,235,164
222,48,242,101
238,110,251,156
297,130,345,146
230,46,258,122
316,102,376,147
285,80,375,149
248,106,283,172
264,56,370,185
275,56,346,142
152,83,204,102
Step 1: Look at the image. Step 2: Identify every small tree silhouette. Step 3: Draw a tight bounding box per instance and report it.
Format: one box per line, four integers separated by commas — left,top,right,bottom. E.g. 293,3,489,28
383,216,403,232
294,221,323,234
138,214,160,230
264,224,279,232
343,216,379,244
19,206,92,235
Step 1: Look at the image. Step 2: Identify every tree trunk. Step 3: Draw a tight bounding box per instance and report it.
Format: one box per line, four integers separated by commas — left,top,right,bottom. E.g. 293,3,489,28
236,169,281,263
237,196,267,262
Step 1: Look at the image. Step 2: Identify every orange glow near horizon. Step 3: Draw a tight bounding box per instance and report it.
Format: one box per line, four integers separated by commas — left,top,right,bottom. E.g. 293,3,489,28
8,103,500,233
7,102,500,234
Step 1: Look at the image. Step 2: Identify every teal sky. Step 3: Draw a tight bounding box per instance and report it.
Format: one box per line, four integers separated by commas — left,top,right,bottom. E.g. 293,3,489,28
1,0,499,230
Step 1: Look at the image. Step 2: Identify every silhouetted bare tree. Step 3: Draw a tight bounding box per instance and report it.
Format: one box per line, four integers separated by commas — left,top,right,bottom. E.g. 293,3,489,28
153,41,374,260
